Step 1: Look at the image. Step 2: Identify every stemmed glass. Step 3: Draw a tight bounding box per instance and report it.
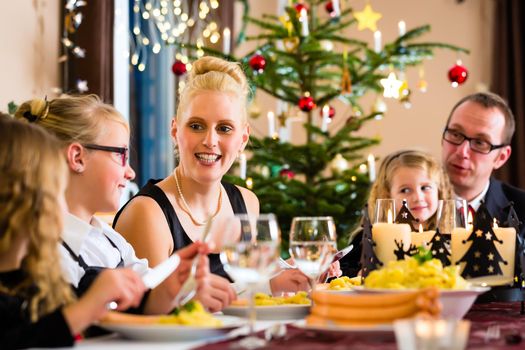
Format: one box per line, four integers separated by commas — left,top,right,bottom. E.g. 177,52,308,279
219,213,280,349
288,216,337,287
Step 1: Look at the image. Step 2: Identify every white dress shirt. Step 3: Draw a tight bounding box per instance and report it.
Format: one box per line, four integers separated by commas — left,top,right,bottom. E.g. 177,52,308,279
455,181,490,212
60,213,150,287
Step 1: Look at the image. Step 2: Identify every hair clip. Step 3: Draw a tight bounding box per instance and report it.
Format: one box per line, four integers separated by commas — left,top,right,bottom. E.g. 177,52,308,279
22,111,38,122
40,96,50,120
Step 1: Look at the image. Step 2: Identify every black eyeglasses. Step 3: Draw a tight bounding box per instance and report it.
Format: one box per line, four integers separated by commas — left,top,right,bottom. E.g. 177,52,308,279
442,127,507,154
83,144,129,166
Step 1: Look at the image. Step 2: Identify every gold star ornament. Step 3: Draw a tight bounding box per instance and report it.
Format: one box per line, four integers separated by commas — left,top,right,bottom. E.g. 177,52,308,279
354,4,382,32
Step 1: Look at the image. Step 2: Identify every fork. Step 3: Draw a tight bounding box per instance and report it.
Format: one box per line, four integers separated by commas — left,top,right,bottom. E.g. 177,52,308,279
173,217,213,306
484,324,501,342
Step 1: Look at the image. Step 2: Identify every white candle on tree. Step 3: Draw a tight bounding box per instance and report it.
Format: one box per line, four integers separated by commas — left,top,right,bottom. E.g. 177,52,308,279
374,30,382,53
222,27,231,55
299,8,309,37
367,154,376,182
332,0,340,17
321,105,330,132
238,152,247,180
267,111,276,137
398,20,406,36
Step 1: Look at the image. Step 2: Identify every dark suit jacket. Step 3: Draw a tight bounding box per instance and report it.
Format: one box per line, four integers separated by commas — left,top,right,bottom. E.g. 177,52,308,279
484,177,525,239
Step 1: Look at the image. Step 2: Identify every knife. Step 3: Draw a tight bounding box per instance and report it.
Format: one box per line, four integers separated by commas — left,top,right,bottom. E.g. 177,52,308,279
142,253,181,289
318,244,354,282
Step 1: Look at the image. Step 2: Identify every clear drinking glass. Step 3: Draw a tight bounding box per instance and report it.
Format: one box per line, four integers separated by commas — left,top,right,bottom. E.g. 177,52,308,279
288,216,337,286
219,213,280,349
374,198,397,224
436,199,468,234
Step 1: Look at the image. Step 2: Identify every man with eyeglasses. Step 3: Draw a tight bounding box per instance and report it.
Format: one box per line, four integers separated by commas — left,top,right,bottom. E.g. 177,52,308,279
442,92,525,300
442,92,525,232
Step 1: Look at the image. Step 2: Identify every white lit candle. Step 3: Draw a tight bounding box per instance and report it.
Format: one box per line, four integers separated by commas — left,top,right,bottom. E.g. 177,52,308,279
493,219,516,282
373,30,382,53
321,105,330,132
267,111,275,137
299,8,309,37
372,210,412,264
398,20,406,36
222,27,231,55
411,223,435,249
367,154,376,182
451,227,472,273
239,152,247,180
332,0,340,17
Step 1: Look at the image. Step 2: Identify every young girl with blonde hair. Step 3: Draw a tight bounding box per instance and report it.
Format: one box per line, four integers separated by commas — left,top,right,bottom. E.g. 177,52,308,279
114,56,311,302
0,115,145,349
368,149,453,229
341,149,453,276
15,95,210,315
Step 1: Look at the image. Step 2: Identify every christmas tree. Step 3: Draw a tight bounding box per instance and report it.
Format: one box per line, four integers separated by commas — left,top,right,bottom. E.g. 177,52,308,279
177,0,467,250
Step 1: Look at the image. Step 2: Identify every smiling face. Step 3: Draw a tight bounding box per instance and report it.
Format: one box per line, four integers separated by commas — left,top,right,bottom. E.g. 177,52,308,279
173,90,249,184
82,120,135,213
389,166,439,225
441,101,511,201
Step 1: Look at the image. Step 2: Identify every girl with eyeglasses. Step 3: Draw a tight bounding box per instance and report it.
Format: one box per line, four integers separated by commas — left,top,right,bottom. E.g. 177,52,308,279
14,95,212,315
0,115,145,348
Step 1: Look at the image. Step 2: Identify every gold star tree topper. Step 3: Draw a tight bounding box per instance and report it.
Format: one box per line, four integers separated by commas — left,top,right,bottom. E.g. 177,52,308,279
354,4,382,31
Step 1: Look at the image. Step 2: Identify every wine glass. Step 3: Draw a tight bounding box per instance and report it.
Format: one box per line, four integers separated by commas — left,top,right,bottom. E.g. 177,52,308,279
219,213,280,349
288,216,337,287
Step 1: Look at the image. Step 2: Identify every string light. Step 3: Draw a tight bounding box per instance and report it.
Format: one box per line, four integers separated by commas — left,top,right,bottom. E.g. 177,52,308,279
131,0,223,70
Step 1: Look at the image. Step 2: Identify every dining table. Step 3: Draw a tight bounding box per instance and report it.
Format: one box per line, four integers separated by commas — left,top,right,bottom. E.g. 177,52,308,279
40,301,525,350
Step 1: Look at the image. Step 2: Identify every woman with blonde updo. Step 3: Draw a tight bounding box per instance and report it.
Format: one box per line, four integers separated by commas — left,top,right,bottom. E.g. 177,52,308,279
15,95,212,315
114,56,310,307
0,115,145,348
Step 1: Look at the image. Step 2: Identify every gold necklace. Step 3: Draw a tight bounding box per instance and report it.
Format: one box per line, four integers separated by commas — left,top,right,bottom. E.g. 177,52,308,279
173,168,222,226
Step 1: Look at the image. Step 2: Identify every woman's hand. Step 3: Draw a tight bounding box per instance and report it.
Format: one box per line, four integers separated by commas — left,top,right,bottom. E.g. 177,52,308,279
269,269,310,295
194,260,236,312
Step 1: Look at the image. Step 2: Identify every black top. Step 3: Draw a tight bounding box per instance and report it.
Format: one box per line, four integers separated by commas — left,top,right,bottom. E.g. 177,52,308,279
114,179,248,281
0,269,75,349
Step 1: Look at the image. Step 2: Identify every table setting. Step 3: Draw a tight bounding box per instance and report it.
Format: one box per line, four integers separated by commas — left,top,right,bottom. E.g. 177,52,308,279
62,208,525,350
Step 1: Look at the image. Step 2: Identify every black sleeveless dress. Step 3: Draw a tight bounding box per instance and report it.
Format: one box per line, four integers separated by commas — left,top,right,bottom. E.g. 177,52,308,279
114,179,248,281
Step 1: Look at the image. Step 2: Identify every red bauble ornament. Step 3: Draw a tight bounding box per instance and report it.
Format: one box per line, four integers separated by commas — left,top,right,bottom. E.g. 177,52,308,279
279,168,295,179
448,63,468,87
294,3,308,13
298,96,315,112
171,60,187,76
319,105,336,119
325,1,335,15
249,54,266,73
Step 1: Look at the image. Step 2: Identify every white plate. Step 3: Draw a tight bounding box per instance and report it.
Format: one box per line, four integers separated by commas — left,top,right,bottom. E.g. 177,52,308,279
222,304,310,320
99,315,244,341
294,320,393,334
352,286,490,319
